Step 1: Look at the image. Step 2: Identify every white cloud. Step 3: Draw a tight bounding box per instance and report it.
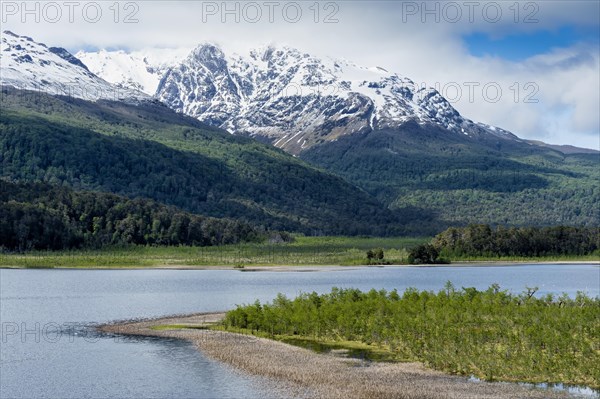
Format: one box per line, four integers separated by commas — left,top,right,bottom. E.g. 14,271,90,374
2,0,598,149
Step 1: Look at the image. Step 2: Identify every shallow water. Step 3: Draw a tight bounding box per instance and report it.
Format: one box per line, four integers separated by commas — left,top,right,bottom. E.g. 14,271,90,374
1,264,598,398
468,376,599,397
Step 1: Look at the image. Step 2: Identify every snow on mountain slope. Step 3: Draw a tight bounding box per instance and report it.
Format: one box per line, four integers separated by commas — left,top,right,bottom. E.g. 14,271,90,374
0,31,146,102
2,31,519,153
153,44,520,153
76,48,190,94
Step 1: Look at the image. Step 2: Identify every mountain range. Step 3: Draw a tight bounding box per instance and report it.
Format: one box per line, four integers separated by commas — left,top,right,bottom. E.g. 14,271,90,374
1,31,598,236
78,42,523,154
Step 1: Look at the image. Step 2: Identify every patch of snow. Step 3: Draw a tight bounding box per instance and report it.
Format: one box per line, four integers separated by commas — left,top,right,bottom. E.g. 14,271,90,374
76,47,190,95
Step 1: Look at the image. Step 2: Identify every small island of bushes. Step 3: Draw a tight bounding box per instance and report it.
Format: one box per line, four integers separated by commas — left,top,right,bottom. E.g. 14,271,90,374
222,284,600,389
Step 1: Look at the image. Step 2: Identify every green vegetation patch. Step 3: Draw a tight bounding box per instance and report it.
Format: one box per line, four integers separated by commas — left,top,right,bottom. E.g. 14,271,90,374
222,286,600,389
0,236,426,268
278,336,399,362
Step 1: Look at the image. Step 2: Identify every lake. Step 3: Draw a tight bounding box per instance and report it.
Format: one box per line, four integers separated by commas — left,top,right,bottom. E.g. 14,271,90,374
1,264,598,398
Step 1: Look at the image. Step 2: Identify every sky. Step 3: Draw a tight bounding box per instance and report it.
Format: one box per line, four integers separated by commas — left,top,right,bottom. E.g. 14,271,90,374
1,0,599,149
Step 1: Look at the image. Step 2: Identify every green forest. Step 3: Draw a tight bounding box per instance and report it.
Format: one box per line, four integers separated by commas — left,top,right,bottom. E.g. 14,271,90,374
0,180,259,250
406,224,600,263
301,124,600,233
222,286,600,388
0,87,400,236
432,224,600,258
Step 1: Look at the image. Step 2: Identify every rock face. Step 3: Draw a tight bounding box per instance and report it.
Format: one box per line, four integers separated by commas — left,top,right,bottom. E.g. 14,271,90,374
152,44,520,153
0,31,146,103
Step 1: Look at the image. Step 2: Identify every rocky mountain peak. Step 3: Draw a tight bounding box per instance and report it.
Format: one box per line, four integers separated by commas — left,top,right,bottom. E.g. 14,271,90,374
148,44,519,153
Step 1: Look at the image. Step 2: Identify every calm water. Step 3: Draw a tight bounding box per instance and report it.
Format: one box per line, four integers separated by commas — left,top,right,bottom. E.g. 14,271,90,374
1,264,598,398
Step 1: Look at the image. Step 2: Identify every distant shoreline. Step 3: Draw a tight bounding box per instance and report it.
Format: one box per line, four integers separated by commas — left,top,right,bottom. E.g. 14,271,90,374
1,260,598,270
1,235,596,269
98,313,569,399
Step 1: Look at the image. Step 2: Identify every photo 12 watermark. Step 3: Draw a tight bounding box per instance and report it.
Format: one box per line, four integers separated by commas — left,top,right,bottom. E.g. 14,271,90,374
1,321,260,345
248,79,540,105
400,1,539,24
198,1,340,24
1,1,140,24
2,322,101,343
428,81,540,104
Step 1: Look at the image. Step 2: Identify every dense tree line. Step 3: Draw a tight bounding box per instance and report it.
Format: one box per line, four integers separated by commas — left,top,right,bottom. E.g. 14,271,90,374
432,224,600,258
223,286,600,388
0,181,260,251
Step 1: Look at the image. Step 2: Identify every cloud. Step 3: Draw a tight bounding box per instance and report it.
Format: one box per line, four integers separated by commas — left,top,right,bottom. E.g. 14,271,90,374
2,0,598,149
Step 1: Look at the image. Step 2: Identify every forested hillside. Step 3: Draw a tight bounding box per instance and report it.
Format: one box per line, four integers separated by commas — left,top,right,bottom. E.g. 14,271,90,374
0,87,402,236
0,180,259,250
301,123,600,231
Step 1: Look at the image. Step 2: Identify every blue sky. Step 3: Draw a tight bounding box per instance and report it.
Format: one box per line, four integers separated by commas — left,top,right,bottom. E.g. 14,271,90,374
464,26,600,61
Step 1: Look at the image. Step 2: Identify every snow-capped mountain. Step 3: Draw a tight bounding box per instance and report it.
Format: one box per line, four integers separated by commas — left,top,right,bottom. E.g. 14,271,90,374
2,32,520,153
76,48,190,94
153,44,520,153
79,41,520,154
0,31,146,102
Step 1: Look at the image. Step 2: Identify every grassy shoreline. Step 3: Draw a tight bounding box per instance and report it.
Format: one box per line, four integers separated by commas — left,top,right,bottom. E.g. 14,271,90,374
99,313,573,399
211,326,600,394
1,236,597,269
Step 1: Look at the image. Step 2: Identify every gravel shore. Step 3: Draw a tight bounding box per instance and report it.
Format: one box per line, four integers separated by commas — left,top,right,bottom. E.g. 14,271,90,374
98,313,575,399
